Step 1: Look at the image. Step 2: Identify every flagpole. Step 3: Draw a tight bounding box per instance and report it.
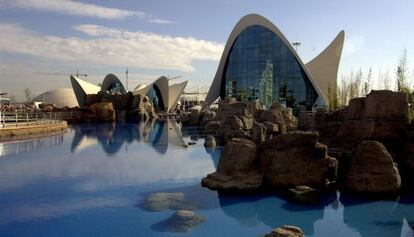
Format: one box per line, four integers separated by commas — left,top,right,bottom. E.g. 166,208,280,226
126,68,129,91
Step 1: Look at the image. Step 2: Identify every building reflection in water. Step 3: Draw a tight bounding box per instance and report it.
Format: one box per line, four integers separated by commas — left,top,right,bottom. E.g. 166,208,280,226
0,134,64,158
71,119,187,155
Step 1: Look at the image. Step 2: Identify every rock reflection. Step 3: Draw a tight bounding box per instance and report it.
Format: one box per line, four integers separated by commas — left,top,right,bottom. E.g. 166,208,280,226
71,119,186,155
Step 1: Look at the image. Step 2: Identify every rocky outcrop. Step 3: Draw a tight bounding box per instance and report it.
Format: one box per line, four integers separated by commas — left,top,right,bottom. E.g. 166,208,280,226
203,99,297,143
257,103,297,134
201,138,263,193
81,102,116,122
152,210,205,233
346,141,401,194
338,90,409,143
259,131,337,189
140,192,198,212
264,225,305,237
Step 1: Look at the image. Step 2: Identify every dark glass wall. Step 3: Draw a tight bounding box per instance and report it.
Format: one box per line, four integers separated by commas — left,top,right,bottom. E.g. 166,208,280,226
221,25,318,109
147,85,165,111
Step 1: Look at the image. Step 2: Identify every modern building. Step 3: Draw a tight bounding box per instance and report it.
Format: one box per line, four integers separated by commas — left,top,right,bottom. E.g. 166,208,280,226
32,88,78,108
70,74,187,112
205,14,345,109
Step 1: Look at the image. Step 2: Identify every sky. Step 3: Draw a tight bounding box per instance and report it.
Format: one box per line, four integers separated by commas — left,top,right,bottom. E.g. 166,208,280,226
1,0,414,100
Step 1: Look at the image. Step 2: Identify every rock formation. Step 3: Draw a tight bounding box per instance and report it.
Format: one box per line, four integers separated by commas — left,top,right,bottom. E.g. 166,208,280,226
203,98,297,143
260,131,337,189
338,90,409,143
201,138,263,193
286,185,321,205
346,141,401,193
140,192,198,212
81,102,116,122
264,225,305,237
151,210,205,233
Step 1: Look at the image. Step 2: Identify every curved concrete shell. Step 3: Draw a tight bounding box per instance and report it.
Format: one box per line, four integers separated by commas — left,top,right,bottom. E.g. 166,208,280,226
204,14,344,108
70,75,100,107
305,31,345,101
32,88,78,108
168,81,188,112
101,74,126,94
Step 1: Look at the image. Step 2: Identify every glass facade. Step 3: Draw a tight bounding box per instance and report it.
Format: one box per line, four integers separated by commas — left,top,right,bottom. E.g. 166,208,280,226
107,83,126,94
147,85,165,111
221,25,318,109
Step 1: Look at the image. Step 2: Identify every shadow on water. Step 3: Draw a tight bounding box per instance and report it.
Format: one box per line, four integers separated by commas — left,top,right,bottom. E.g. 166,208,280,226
340,191,414,237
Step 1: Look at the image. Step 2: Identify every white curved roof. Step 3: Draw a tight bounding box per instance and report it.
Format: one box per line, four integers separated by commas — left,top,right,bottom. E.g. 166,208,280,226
169,81,188,112
70,75,100,107
32,88,79,108
204,14,345,108
101,74,126,93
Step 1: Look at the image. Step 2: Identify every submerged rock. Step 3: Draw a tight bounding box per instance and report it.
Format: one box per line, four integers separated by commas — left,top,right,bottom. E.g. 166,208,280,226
201,138,263,193
204,135,216,148
140,192,198,212
346,141,401,194
287,185,321,205
259,131,337,189
264,225,305,237
151,210,205,233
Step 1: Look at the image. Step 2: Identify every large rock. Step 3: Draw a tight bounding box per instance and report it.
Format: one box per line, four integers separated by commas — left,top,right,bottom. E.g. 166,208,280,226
201,138,263,193
251,122,267,144
287,185,321,205
338,90,409,142
346,141,401,193
85,102,116,122
257,103,297,134
259,131,337,189
264,225,305,237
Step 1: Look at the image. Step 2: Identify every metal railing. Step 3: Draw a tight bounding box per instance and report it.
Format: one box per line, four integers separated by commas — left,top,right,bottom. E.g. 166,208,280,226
0,111,80,128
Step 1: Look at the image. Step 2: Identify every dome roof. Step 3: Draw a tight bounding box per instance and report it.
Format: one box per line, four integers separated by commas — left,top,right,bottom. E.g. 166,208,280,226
32,88,78,108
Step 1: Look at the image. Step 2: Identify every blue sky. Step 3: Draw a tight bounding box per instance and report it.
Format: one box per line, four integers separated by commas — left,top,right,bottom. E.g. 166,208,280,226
1,0,414,100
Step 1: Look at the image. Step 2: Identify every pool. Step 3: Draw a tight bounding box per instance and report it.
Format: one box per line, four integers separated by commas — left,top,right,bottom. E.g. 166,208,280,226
0,120,413,237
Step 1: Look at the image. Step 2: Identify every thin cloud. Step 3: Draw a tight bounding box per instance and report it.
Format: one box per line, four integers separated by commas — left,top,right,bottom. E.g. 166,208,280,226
9,0,172,23
0,23,224,72
343,35,365,56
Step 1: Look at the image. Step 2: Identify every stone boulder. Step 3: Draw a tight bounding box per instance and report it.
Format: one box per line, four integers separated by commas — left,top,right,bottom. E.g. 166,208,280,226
85,102,116,122
200,110,216,126
251,122,267,144
140,192,198,212
287,185,321,205
151,210,205,233
338,90,409,143
259,131,337,189
264,225,305,237
204,135,216,148
257,103,297,134
346,141,401,193
201,138,263,193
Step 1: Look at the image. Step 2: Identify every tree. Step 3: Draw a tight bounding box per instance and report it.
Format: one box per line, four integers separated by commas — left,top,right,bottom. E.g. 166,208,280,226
383,70,391,90
24,88,32,102
362,67,372,96
396,48,409,92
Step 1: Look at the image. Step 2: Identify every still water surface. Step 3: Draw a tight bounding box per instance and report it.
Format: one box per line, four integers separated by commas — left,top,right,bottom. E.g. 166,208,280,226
0,120,413,237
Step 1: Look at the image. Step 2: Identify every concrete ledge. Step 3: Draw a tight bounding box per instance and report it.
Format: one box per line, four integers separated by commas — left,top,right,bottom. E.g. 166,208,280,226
0,121,68,142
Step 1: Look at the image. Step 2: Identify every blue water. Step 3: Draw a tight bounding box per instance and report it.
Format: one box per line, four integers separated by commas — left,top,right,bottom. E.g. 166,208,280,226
0,120,413,237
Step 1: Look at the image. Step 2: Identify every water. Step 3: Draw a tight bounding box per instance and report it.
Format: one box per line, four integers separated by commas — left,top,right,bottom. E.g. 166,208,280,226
0,120,413,237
